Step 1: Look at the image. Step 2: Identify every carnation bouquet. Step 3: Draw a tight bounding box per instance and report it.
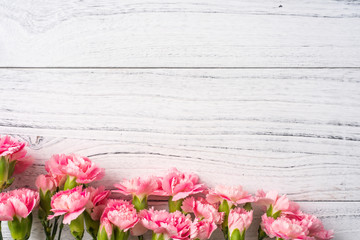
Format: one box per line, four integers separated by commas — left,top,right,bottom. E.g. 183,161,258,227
0,135,333,240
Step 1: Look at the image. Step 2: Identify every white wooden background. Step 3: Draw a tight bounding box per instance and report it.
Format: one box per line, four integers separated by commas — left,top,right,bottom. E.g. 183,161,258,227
1,0,360,239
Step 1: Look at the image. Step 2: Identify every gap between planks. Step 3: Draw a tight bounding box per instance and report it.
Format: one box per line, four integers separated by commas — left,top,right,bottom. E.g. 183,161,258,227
1,67,360,70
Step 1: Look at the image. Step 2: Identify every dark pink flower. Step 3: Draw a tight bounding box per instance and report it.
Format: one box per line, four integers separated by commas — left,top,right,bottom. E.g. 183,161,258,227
7,188,39,219
106,200,139,231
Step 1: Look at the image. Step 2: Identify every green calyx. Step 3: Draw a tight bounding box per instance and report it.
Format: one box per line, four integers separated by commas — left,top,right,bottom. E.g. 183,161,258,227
152,233,165,240
84,211,100,239
114,228,130,240
266,205,281,219
39,189,53,218
229,229,245,240
257,226,268,240
97,226,114,240
8,214,33,240
168,196,184,213
219,200,230,238
132,195,148,212
64,175,78,190
70,214,85,240
0,157,16,190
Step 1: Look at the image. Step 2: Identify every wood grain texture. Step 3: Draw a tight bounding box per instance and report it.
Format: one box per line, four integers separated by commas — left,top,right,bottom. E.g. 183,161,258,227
1,0,360,67
1,202,359,240
0,68,359,201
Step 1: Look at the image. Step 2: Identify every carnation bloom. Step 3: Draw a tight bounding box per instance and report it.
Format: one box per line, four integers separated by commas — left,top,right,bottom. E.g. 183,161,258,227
114,176,160,200
261,214,308,240
181,197,223,224
255,190,300,215
48,186,90,224
190,219,217,240
292,213,334,240
228,208,253,236
106,200,139,231
0,192,14,221
140,208,192,240
7,188,39,220
45,153,104,184
206,185,255,207
158,168,205,201
36,174,57,193
0,135,33,174
85,186,110,221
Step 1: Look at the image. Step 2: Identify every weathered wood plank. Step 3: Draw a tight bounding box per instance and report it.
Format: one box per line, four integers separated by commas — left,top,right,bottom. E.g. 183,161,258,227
0,0,360,67
0,69,359,200
1,202,358,239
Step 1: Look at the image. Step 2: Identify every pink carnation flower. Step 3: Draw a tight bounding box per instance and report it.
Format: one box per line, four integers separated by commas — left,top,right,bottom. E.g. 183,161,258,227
181,197,223,224
256,190,300,215
85,186,110,221
158,168,205,201
36,174,57,193
7,188,40,220
114,176,159,200
228,208,253,235
292,213,334,240
206,185,255,207
48,186,90,224
190,219,217,240
106,200,139,231
0,135,33,174
46,153,104,184
0,192,14,221
140,208,192,240
261,214,308,240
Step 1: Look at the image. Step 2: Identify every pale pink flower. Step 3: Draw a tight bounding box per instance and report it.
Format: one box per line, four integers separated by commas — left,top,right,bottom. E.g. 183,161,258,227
228,208,253,235
85,186,110,221
261,214,308,240
255,190,300,215
48,186,89,224
181,197,223,224
293,213,334,240
0,192,14,221
114,176,159,200
190,219,217,240
106,200,139,231
36,174,57,193
7,188,39,219
140,208,192,240
158,168,205,201
0,135,33,174
206,185,255,207
45,153,104,184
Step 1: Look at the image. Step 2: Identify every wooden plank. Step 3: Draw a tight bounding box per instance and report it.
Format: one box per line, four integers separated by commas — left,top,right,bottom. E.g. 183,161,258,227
0,68,359,200
0,0,360,67
1,202,358,239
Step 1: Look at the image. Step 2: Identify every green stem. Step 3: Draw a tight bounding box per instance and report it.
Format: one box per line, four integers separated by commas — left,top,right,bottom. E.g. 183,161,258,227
57,221,64,240
0,221,3,240
51,216,59,240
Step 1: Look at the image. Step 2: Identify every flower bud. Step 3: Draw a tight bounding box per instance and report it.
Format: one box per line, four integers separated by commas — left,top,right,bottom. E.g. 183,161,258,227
97,225,114,240
8,213,33,240
70,214,85,240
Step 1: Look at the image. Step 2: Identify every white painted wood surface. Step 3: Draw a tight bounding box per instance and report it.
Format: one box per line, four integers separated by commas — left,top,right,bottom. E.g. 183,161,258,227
0,0,359,239
1,0,360,67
